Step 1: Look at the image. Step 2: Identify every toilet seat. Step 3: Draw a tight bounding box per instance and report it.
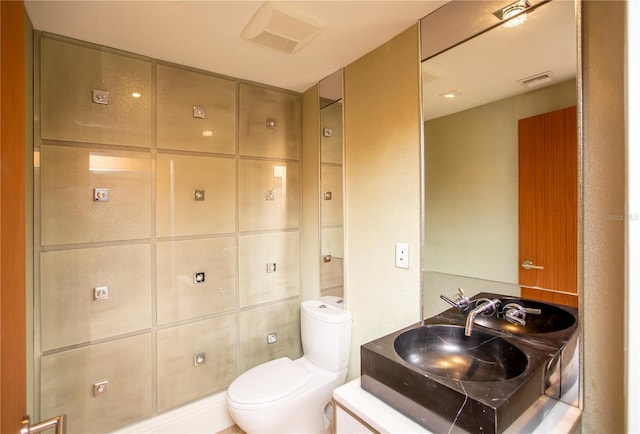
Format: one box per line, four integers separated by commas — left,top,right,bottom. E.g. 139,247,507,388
227,357,311,406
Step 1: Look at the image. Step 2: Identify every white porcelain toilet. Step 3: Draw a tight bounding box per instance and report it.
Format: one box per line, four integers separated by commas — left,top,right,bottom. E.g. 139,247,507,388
226,299,352,434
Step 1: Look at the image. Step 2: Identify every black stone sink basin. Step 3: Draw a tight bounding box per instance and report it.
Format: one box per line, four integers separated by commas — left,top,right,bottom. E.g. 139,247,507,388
361,294,579,434
393,325,528,382
473,298,576,334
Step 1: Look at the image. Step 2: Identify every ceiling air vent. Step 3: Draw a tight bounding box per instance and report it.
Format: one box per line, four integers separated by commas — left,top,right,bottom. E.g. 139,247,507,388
241,2,327,54
517,71,553,88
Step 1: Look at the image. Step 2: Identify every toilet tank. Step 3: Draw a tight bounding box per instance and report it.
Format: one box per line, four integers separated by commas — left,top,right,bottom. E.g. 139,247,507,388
301,300,352,372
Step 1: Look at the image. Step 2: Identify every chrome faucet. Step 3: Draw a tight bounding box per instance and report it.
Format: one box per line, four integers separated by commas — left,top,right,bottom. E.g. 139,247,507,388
464,298,502,336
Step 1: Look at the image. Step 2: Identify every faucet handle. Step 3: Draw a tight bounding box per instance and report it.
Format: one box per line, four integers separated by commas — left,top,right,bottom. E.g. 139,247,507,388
440,288,471,311
502,302,540,326
523,307,542,315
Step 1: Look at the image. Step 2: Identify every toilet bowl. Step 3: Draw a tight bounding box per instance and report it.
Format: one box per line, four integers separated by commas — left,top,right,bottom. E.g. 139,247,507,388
226,299,352,434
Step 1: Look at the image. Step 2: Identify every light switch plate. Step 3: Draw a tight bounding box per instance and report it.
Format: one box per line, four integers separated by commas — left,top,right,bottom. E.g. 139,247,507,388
395,242,409,269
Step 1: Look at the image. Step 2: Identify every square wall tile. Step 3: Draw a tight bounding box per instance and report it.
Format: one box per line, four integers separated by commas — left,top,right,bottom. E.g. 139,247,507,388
157,314,237,411
157,65,236,154
40,145,151,246
320,101,343,164
321,227,344,259
157,237,236,325
156,153,235,237
321,257,344,291
40,244,151,351
40,333,152,434
40,36,152,148
321,287,344,300
239,299,302,373
238,232,299,307
239,83,301,160
239,160,300,232
321,164,344,227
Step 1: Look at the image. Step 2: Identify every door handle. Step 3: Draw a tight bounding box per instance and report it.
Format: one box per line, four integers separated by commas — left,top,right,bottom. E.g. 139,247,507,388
521,260,544,270
21,415,65,434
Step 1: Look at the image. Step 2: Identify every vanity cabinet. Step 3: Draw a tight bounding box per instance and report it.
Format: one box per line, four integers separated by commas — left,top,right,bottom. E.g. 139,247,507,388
335,405,374,434
333,379,581,434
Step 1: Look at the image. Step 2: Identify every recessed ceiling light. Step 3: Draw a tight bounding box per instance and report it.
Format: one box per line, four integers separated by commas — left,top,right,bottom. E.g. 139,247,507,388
493,0,531,28
439,90,462,99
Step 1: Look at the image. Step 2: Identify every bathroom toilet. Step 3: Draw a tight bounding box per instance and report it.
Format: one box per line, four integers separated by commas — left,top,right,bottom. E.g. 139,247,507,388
226,299,352,434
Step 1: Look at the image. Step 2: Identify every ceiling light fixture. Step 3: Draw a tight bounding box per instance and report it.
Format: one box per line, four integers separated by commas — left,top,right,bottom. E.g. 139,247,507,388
493,0,531,28
241,1,327,54
440,90,462,99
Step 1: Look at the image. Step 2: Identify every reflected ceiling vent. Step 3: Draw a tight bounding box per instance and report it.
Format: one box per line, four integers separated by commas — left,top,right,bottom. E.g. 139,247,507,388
241,1,327,54
517,71,553,88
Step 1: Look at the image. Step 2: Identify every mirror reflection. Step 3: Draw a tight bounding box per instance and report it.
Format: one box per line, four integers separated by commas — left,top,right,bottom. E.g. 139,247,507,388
423,0,578,307
319,70,344,298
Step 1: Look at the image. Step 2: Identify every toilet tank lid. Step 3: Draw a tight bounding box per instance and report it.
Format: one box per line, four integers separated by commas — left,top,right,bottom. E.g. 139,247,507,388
302,300,352,323
227,357,310,405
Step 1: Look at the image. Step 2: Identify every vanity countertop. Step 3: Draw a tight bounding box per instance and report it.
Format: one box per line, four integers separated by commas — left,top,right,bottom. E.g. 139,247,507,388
333,378,581,434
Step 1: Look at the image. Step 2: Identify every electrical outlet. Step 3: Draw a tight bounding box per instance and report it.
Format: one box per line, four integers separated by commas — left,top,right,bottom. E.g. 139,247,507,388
395,242,409,269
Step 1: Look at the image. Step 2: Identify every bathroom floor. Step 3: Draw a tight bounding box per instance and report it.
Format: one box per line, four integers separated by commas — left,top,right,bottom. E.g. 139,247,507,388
216,425,245,434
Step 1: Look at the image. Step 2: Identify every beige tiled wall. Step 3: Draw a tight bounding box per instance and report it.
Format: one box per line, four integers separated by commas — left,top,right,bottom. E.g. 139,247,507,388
40,333,153,434
238,160,300,231
156,237,236,325
320,102,343,165
36,34,302,433
39,145,151,246
40,37,152,148
156,153,236,237
320,100,343,296
321,165,344,227
238,232,300,307
238,299,302,372
156,65,236,154
40,244,151,351
239,83,301,160
157,314,237,411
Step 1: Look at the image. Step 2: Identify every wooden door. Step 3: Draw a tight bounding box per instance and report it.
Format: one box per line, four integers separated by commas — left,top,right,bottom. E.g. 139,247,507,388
518,106,578,307
1,1,27,433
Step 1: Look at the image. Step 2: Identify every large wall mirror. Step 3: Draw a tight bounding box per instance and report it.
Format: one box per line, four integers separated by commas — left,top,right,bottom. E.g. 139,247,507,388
319,70,344,299
421,0,580,407
422,0,579,307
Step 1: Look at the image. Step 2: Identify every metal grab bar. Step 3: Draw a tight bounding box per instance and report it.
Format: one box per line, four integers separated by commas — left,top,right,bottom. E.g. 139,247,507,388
21,415,65,434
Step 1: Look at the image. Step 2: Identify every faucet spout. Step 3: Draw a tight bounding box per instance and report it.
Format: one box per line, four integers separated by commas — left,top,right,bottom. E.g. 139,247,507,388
465,298,501,336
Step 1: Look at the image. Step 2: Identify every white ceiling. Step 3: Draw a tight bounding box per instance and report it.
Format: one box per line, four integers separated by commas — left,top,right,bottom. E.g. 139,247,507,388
24,0,448,93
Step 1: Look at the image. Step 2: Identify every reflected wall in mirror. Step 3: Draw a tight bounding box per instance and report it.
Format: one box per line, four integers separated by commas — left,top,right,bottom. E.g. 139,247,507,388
319,70,344,298
422,0,578,307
